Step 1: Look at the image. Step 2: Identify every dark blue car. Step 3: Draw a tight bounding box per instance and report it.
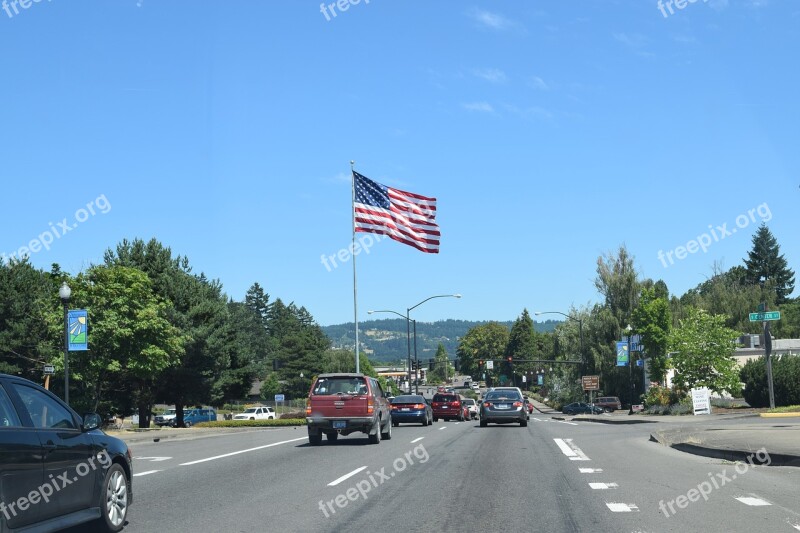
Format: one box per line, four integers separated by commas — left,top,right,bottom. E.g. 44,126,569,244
390,395,433,426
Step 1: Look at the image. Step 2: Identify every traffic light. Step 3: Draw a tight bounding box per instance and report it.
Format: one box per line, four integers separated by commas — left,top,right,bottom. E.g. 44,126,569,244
478,359,484,370
506,356,513,363
428,359,435,370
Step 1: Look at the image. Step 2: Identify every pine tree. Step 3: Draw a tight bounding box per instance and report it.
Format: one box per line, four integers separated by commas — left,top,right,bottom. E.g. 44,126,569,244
744,223,795,304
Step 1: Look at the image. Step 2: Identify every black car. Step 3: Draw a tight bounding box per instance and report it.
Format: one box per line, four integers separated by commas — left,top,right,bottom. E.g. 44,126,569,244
562,402,604,415
0,373,133,532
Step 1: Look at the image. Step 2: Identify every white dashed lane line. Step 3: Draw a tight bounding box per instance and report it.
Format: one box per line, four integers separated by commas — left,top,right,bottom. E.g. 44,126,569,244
133,470,161,477
605,503,639,513
553,438,590,461
589,483,618,490
579,468,603,473
328,466,368,487
179,436,307,466
735,496,771,506
411,437,424,443
438,427,446,431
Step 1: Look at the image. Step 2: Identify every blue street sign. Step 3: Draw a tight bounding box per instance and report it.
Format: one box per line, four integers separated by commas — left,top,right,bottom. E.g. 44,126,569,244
636,359,643,367
537,374,544,386
616,342,629,367
68,309,88,351
274,394,285,402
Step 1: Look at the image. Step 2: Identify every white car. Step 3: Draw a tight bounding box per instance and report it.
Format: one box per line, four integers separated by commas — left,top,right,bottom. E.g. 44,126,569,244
461,398,479,420
233,406,276,420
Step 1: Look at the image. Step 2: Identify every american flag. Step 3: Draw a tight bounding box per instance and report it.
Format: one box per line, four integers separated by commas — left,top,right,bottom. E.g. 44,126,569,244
353,171,440,253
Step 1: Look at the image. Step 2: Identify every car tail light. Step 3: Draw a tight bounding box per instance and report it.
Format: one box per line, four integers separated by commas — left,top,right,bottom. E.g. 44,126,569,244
413,404,425,409
367,399,374,414
391,405,400,410
513,401,523,408
451,401,460,407
305,399,312,416
483,402,492,407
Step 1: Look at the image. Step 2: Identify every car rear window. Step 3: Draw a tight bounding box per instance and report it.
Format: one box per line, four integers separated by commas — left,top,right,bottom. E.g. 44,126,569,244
432,394,458,402
313,377,367,395
485,392,521,401
393,396,423,403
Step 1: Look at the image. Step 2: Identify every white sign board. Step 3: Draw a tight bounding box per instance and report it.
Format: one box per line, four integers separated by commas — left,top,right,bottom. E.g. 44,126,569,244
691,387,711,416
486,360,494,370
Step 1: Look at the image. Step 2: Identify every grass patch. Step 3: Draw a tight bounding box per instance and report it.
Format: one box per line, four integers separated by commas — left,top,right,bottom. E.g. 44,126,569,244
195,419,307,428
767,405,800,414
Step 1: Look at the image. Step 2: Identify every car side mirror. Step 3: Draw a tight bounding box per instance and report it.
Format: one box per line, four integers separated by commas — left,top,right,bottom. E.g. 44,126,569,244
82,413,102,431
523,396,529,400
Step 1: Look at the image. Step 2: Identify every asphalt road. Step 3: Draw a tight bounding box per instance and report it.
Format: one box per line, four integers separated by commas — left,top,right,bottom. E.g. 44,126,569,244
95,412,799,533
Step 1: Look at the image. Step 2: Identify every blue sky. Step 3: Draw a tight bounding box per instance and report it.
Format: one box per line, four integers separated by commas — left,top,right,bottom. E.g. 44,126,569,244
2,0,797,326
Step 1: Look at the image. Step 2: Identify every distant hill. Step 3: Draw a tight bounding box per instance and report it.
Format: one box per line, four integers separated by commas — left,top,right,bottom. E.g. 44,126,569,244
322,318,560,363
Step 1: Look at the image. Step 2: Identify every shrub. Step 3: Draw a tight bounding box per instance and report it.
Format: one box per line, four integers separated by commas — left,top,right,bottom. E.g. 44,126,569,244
741,354,800,408
280,411,306,419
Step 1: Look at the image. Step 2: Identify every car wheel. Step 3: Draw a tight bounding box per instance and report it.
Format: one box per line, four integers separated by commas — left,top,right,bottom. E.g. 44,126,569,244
368,420,381,444
95,463,128,533
433,417,438,422
480,418,487,427
381,417,392,440
520,418,528,427
184,421,192,428
250,417,255,420
326,431,338,442
604,407,612,413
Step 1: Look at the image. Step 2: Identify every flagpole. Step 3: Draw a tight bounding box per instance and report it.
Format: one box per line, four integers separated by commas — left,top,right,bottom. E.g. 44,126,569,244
351,160,360,374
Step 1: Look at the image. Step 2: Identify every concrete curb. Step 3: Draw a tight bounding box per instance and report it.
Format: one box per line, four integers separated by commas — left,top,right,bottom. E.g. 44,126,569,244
760,413,800,418
573,417,656,425
649,431,800,467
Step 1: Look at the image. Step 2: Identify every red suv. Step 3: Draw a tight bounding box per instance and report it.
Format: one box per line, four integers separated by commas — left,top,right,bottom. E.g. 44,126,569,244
306,373,392,445
431,393,467,422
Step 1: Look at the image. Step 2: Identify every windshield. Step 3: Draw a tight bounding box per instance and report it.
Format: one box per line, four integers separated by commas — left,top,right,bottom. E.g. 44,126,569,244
313,378,367,396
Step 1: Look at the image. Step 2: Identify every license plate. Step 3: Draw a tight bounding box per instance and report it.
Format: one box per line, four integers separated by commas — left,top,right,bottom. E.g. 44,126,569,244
496,404,509,410
333,421,346,429
401,408,410,411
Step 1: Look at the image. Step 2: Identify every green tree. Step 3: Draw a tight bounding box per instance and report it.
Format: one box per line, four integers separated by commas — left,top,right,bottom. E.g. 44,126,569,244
260,372,282,400
456,322,509,381
631,286,671,385
430,343,450,383
321,348,375,375
744,223,795,304
506,309,536,372
668,308,741,395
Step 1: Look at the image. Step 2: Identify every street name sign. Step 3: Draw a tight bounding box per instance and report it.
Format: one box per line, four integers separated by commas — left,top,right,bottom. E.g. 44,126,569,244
749,311,780,322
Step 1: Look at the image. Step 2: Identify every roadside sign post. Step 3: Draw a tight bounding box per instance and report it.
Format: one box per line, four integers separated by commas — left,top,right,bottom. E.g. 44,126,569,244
275,394,285,414
582,375,600,407
749,309,780,409
691,387,711,415
43,364,55,390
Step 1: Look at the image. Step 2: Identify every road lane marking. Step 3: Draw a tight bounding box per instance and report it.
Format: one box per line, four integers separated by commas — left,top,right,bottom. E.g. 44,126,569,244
411,437,424,443
557,420,579,426
553,438,590,461
133,470,161,477
179,436,307,466
439,427,446,430
735,496,771,506
328,466,368,486
605,503,639,512
580,468,603,473
791,523,800,531
134,457,171,462
589,482,618,490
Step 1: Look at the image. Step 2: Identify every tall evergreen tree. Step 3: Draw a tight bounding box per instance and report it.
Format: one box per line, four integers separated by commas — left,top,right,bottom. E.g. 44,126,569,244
506,309,536,374
744,223,795,304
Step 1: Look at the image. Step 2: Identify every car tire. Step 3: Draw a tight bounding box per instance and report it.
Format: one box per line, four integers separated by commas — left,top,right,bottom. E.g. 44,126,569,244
520,418,528,427
368,420,381,444
308,429,323,446
184,421,192,428
433,417,438,422
95,463,129,533
381,417,392,440
480,418,487,427
604,407,612,413
326,431,338,442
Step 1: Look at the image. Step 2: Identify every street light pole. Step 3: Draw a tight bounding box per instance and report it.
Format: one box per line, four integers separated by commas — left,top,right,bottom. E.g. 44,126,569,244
626,324,634,414
413,320,419,394
58,281,71,406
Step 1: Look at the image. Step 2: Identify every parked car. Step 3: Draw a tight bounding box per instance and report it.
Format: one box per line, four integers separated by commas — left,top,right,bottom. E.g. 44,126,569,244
172,408,217,427
480,389,527,427
154,408,177,427
462,398,479,420
524,398,534,414
593,396,622,413
233,406,276,420
0,373,133,532
306,373,392,445
431,393,466,422
562,402,604,415
390,395,433,426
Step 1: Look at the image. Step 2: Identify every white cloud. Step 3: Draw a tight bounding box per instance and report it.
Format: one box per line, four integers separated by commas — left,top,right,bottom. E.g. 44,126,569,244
529,76,549,90
467,8,515,31
472,68,507,83
462,102,494,113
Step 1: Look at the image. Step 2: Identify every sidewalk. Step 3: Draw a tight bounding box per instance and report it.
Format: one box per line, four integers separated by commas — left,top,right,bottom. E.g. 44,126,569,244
529,399,800,467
